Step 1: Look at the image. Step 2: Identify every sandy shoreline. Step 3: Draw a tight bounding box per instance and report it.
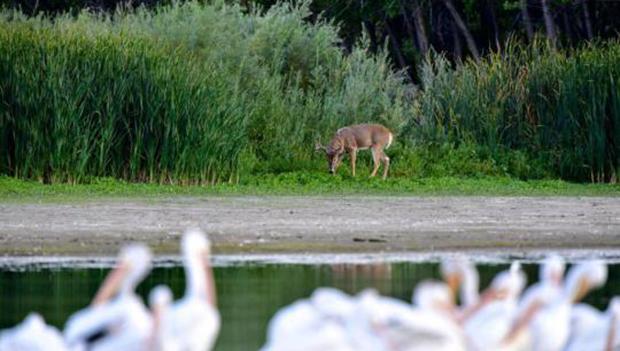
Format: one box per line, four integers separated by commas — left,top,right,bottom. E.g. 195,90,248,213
1,196,619,256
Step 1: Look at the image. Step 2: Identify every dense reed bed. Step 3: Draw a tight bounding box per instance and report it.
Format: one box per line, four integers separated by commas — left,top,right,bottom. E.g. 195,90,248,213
0,2,409,183
414,40,620,182
0,12,249,184
0,2,618,184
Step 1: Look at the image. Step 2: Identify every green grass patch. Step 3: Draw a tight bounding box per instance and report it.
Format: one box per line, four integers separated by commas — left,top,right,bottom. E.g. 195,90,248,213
1,174,618,202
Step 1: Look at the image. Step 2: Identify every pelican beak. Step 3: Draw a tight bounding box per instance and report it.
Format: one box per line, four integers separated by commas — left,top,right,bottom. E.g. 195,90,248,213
551,271,563,286
573,277,591,303
202,247,217,307
435,300,456,314
480,287,497,302
503,300,543,345
91,261,130,306
457,287,498,324
149,300,166,350
201,247,211,268
445,273,460,302
493,288,509,300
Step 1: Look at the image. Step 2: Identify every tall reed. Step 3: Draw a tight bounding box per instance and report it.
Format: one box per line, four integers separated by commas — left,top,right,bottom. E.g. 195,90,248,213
0,1,409,182
0,21,247,183
410,39,620,182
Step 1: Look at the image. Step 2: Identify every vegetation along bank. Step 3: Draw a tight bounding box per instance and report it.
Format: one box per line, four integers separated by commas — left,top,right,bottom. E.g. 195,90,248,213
0,1,619,186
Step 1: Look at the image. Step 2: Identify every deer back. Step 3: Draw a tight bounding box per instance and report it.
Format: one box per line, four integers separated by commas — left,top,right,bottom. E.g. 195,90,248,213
333,124,392,150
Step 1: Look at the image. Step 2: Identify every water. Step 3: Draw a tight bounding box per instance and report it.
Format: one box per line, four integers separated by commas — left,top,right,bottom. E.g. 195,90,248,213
1,261,619,350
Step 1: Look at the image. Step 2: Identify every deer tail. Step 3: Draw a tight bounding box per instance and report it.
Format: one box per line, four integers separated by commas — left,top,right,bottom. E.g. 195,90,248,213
386,133,393,149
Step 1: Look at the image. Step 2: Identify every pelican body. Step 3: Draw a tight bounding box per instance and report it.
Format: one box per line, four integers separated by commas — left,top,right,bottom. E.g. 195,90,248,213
63,244,153,351
151,229,220,351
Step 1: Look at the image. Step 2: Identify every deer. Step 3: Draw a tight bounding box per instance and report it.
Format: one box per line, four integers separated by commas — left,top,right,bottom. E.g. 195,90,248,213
315,123,394,180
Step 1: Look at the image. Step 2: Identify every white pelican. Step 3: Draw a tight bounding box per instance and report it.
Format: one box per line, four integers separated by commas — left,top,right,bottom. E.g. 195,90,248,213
351,288,466,351
264,283,467,351
567,260,608,338
500,255,567,351
0,313,67,351
412,279,464,329
262,315,354,351
560,261,611,351
152,229,220,351
440,257,480,308
565,260,610,345
262,288,355,351
565,296,620,351
149,285,173,351
63,244,153,351
502,259,607,351
463,262,526,350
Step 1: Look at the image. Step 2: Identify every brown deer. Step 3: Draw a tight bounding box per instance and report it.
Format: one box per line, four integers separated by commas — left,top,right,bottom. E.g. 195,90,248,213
315,124,393,179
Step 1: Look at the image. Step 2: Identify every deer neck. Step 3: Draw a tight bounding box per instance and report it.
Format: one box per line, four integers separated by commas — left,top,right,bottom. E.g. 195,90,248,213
328,137,344,154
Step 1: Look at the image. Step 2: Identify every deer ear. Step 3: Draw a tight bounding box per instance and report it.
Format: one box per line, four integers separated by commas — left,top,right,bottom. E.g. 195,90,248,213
315,140,326,152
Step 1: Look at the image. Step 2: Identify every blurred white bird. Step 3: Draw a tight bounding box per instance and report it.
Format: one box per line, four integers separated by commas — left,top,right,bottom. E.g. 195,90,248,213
565,296,620,351
440,256,480,309
63,244,153,351
262,288,355,351
0,313,67,351
566,260,609,338
151,229,220,351
149,284,173,351
500,255,567,351
562,261,613,351
352,288,466,351
463,262,526,350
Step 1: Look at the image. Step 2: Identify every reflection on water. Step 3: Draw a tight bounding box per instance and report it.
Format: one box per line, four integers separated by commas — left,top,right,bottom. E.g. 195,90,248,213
0,261,618,351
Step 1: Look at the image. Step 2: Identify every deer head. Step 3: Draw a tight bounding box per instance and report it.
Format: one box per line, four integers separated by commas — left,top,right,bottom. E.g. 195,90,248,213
316,136,345,175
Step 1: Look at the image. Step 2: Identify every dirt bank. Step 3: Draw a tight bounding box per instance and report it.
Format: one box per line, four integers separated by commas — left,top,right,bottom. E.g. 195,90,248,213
0,196,619,256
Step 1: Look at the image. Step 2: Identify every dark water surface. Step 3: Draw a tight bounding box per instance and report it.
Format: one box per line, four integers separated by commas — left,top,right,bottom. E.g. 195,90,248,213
1,261,618,350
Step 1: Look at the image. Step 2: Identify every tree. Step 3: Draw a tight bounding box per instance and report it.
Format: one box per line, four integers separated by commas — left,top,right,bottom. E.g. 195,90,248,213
442,0,480,61
541,0,558,47
521,0,534,41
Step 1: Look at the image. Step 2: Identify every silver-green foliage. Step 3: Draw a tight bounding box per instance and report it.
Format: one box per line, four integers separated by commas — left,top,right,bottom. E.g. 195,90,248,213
0,1,409,182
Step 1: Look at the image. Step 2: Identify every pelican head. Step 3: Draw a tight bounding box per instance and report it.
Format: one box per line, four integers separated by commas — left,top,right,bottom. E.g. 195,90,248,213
413,280,454,313
182,228,211,262
120,244,152,292
92,243,152,305
486,262,526,301
441,259,463,299
181,228,216,303
149,285,173,326
310,287,355,320
440,257,479,307
149,285,173,311
540,255,565,286
565,260,607,303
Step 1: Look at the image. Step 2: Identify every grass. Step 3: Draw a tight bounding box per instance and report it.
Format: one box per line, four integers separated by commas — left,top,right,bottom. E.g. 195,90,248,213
1,174,618,202
0,2,408,184
413,39,620,182
1,3,619,184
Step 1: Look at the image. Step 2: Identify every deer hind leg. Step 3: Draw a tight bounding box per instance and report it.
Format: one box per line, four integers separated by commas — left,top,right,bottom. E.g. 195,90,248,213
350,149,357,177
370,146,381,177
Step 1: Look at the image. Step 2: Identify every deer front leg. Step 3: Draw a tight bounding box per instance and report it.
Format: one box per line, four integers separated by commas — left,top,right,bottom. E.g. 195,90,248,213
350,149,357,177
370,146,381,177
381,152,390,180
